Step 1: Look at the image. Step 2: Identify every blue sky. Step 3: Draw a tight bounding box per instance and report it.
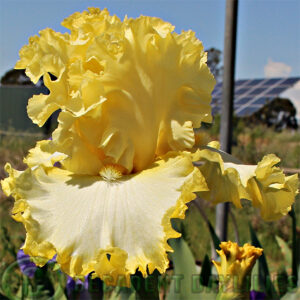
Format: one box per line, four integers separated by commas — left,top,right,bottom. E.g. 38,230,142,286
0,0,299,80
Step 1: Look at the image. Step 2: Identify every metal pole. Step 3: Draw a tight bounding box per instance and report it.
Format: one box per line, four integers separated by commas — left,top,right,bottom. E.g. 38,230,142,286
215,0,238,242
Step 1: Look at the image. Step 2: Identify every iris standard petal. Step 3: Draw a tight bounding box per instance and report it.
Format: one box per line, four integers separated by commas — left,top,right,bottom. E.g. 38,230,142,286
15,8,215,174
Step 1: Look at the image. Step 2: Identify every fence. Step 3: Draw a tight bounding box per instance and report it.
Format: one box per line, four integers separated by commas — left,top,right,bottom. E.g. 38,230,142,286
0,86,49,134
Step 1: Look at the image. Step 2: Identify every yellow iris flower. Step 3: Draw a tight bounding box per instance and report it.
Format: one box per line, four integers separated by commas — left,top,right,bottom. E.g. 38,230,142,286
213,241,263,299
1,8,298,285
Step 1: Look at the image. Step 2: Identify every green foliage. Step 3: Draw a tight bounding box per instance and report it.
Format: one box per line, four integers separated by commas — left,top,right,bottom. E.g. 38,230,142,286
276,236,292,268
167,238,217,300
249,223,279,299
167,238,198,300
199,255,212,287
131,271,159,300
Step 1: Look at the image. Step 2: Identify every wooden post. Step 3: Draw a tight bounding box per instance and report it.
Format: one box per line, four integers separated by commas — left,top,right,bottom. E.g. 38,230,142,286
215,0,239,242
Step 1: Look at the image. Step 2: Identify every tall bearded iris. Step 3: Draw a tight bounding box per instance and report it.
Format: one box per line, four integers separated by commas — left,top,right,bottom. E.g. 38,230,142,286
1,8,298,286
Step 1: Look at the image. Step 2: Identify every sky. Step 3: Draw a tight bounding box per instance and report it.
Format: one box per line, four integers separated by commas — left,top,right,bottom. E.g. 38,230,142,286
0,0,299,80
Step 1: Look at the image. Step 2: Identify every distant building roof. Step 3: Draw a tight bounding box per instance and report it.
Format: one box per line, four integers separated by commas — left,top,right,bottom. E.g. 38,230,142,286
211,77,300,117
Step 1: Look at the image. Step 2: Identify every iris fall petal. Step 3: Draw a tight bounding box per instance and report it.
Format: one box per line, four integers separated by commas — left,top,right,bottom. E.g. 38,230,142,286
196,147,298,221
1,152,207,285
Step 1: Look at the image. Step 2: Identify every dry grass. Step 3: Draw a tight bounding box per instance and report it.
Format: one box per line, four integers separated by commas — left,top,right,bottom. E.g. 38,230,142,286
0,134,39,263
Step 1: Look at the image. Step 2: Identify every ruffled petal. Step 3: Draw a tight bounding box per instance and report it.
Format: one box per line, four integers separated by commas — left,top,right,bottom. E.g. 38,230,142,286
195,148,245,208
24,140,67,169
27,73,68,126
213,241,263,295
15,28,68,83
62,7,122,44
84,17,215,172
1,152,208,285
15,8,215,174
196,148,298,221
245,155,298,221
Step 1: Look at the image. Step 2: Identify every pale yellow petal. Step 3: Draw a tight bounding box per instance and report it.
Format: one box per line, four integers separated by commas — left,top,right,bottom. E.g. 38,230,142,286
1,152,207,285
246,155,299,221
27,73,69,126
15,29,68,83
196,149,245,208
83,17,215,171
17,9,215,174
62,7,122,44
51,110,107,175
24,140,67,169
196,148,298,220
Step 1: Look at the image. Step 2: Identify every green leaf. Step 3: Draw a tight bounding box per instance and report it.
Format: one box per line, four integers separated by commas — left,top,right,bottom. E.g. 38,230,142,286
108,287,134,300
275,235,292,266
51,285,67,300
167,238,217,300
249,223,279,299
207,222,221,252
200,254,212,287
167,238,198,300
21,275,29,299
131,270,159,300
1,260,24,300
276,267,289,297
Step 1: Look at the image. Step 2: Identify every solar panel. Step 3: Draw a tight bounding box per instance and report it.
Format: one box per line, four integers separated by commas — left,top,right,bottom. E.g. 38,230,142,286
235,88,249,95
247,79,265,86
248,87,266,95
235,97,252,105
263,78,282,85
267,87,289,95
281,77,300,85
252,97,268,105
211,76,300,118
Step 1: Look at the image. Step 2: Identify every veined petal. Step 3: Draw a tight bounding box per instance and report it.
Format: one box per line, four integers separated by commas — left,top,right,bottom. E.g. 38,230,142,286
1,152,208,285
196,148,298,221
